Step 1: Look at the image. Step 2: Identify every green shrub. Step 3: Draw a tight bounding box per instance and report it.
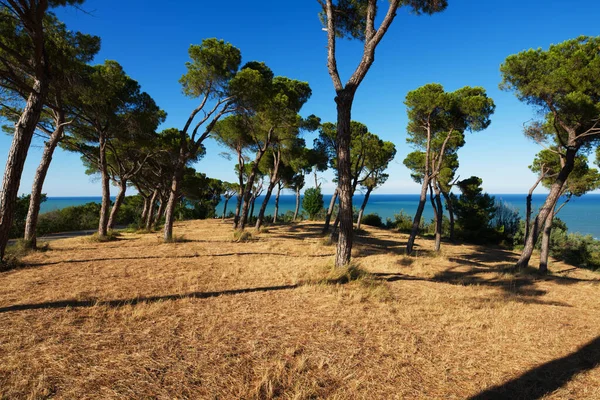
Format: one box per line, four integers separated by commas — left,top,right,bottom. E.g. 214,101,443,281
386,210,415,232
302,188,324,220
361,213,383,228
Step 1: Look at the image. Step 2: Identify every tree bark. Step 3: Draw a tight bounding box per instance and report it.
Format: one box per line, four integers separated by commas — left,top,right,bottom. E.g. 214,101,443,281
539,207,554,273
433,181,444,252
249,195,257,221
293,187,300,221
330,214,340,242
524,171,548,245
140,196,150,224
356,187,372,231
23,118,64,248
222,197,230,220
516,148,577,270
146,189,158,230
233,193,243,229
0,78,49,260
255,181,276,230
239,168,262,230
334,94,354,267
322,187,339,234
441,190,455,243
163,152,186,242
155,193,167,229
406,176,430,255
273,182,282,224
97,134,111,238
107,179,127,230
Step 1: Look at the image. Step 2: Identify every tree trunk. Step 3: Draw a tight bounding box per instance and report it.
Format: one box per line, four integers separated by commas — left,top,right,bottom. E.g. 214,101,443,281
222,197,230,221
334,93,354,267
0,79,48,261
330,214,340,242
294,187,300,221
239,170,260,230
322,187,339,234
516,148,577,270
273,182,282,224
140,196,150,224
249,195,256,221
98,134,111,238
233,193,243,229
433,181,444,252
539,207,554,274
429,181,438,238
146,189,158,230
23,120,64,248
155,194,166,229
356,187,372,231
255,181,276,230
525,172,545,245
406,177,430,255
163,153,186,242
107,179,127,230
441,190,455,243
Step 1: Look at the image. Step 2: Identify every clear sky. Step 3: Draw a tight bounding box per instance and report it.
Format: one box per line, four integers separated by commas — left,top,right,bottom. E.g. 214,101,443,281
2,0,600,196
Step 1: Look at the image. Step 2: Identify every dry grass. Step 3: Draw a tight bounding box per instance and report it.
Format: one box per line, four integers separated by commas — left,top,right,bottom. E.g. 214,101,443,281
1,219,600,399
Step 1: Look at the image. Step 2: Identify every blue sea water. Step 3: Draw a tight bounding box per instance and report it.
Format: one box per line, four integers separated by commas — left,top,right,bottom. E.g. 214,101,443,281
41,194,600,239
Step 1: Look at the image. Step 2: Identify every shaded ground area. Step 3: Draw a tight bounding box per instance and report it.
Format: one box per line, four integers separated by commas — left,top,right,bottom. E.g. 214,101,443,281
1,220,599,399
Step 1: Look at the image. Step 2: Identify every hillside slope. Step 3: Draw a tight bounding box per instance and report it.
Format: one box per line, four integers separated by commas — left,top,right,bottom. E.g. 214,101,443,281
1,219,599,399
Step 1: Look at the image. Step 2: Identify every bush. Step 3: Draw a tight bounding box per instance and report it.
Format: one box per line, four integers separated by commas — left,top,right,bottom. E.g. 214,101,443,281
491,199,521,246
386,210,415,232
302,188,324,220
361,213,383,228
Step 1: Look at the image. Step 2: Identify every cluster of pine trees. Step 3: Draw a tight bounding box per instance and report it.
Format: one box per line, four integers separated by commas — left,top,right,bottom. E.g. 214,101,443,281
1,1,599,275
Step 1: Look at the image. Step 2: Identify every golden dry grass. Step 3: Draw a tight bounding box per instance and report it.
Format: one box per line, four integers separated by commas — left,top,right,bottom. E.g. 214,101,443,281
1,219,599,399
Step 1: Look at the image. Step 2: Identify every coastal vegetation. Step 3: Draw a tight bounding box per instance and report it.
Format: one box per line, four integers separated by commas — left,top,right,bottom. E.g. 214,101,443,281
1,1,600,396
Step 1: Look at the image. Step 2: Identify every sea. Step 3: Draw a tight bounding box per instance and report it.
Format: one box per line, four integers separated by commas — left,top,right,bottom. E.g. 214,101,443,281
40,193,600,239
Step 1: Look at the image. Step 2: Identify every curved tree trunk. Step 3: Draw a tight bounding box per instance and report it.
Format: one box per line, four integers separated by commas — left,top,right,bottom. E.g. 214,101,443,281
98,134,111,238
163,151,186,242
23,120,64,248
0,79,48,261
406,177,430,255
335,94,354,267
222,197,230,221
155,193,167,229
140,196,150,224
539,208,554,273
356,187,372,231
525,173,544,245
273,182,282,224
322,187,339,234
255,181,276,231
108,179,127,230
293,187,301,221
146,189,158,230
516,148,576,270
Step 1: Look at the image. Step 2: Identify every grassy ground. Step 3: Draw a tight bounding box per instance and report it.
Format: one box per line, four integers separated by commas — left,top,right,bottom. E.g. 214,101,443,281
1,219,599,399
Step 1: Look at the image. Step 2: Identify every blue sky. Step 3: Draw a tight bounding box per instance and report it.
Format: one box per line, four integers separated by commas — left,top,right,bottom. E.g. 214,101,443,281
2,0,600,196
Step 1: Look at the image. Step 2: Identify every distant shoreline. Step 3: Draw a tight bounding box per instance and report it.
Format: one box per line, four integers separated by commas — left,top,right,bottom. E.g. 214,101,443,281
37,194,600,239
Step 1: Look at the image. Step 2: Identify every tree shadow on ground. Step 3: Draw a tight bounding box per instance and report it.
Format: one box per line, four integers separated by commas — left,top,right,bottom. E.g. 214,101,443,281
373,261,598,301
469,335,600,400
11,252,334,269
0,284,300,314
